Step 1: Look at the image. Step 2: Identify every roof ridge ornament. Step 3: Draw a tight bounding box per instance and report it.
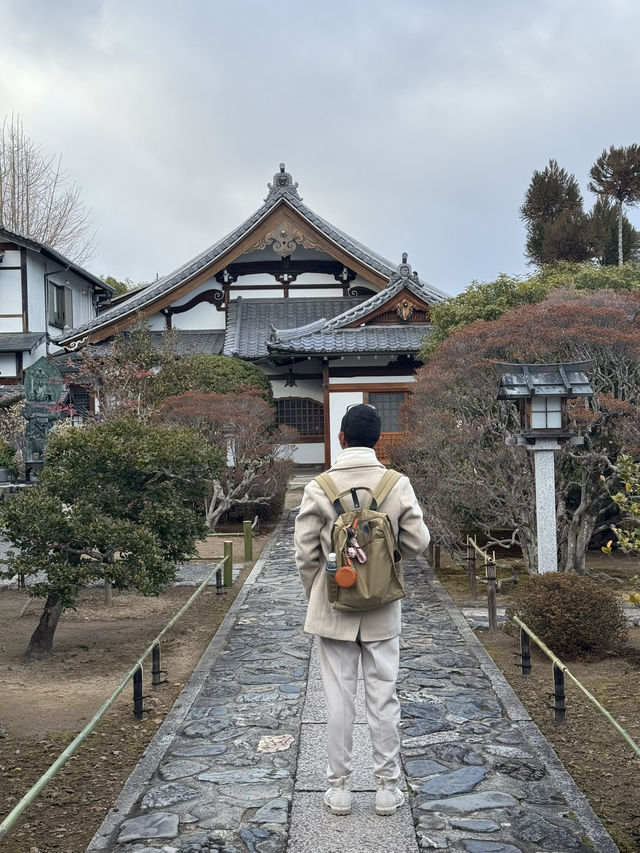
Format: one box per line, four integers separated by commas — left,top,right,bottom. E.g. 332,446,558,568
265,163,302,202
390,252,413,285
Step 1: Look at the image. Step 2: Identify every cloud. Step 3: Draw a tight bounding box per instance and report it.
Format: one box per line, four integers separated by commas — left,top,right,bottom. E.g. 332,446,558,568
1,0,639,292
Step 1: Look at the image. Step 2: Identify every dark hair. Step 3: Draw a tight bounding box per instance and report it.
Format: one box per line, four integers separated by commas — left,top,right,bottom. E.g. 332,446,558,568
340,404,381,448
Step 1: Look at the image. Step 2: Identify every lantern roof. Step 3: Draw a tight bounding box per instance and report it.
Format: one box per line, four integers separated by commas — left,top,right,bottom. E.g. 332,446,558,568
494,361,594,399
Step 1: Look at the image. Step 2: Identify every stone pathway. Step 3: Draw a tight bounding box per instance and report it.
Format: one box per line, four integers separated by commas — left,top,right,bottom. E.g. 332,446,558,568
85,510,618,853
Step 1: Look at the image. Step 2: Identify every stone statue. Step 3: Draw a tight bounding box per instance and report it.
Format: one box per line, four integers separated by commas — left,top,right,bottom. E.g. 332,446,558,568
22,357,66,463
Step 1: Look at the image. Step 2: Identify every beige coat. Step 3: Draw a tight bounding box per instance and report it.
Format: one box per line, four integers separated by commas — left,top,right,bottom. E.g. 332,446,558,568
294,447,430,641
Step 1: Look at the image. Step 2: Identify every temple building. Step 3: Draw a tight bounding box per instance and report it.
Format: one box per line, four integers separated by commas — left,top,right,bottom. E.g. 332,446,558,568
53,165,449,466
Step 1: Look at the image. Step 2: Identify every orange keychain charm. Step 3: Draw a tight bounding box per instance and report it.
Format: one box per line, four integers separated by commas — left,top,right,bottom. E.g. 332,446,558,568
335,563,358,588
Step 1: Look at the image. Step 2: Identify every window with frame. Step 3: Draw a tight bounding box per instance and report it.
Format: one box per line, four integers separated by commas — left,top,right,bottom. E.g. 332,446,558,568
48,282,73,329
69,385,90,416
367,392,405,432
275,397,324,439
530,395,563,430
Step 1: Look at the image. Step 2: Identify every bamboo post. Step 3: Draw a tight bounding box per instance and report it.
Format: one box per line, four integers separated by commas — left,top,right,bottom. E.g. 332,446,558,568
520,628,531,676
223,540,233,587
133,666,145,720
151,642,166,687
486,557,497,631
552,663,566,724
467,539,477,600
243,519,253,562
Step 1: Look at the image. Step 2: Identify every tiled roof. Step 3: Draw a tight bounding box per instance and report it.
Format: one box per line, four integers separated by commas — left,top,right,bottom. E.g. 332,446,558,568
224,296,364,358
0,332,45,352
150,330,225,356
0,385,23,401
266,255,434,356
267,325,431,355
0,227,112,294
66,330,227,359
56,165,448,346
323,259,434,331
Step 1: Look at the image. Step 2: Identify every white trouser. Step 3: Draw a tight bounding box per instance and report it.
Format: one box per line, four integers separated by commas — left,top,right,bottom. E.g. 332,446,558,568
318,635,401,786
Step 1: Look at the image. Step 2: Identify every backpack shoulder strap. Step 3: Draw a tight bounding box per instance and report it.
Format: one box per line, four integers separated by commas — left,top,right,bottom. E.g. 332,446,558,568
372,469,403,508
314,473,346,515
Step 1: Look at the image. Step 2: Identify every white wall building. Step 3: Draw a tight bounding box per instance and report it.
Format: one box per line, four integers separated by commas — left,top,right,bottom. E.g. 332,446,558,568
56,165,449,466
0,228,113,391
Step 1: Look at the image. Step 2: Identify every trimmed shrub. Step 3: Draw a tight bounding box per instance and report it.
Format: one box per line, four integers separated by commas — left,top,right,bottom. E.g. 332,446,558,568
508,572,629,659
148,355,271,404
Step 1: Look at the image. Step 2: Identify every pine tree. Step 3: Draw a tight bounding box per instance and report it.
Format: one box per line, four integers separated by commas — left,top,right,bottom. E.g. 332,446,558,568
589,144,640,267
520,159,590,265
589,197,639,266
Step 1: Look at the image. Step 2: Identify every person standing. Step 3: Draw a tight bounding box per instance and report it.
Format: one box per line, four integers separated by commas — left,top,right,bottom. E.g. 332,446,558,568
294,404,430,816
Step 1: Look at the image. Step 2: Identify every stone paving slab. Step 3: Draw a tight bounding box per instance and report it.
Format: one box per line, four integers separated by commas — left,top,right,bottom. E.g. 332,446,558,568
287,792,419,853
301,669,367,724
86,510,619,853
294,722,375,791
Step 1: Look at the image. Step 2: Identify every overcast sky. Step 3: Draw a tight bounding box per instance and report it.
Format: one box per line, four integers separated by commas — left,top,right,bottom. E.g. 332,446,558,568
1,0,639,296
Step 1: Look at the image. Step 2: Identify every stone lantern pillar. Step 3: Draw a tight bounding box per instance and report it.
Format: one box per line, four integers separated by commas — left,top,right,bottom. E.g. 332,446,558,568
494,362,594,573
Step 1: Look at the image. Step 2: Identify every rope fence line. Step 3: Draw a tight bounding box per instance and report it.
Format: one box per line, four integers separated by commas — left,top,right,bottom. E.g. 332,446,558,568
202,516,259,561
428,539,639,761
0,552,231,843
513,615,640,759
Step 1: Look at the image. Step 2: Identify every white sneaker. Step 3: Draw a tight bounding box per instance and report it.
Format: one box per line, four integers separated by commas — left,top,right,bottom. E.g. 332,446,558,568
324,777,352,815
375,778,404,815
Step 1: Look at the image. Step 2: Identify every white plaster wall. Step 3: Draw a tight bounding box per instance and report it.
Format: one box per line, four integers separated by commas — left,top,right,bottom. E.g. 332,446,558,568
146,312,168,331
171,278,220,305
0,317,22,332
233,288,283,300
288,273,342,285
0,269,22,312
233,273,277,287
169,279,226,330
0,353,17,376
291,287,346,299
172,302,225,330
293,443,324,465
27,254,46,331
351,273,379,290
0,250,21,266
23,343,48,369
271,378,323,403
329,390,363,463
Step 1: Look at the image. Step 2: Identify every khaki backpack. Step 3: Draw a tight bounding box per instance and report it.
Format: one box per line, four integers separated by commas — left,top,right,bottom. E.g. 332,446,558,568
314,469,405,612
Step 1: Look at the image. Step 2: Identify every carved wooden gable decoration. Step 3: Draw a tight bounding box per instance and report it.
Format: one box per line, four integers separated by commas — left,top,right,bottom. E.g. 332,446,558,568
343,288,432,327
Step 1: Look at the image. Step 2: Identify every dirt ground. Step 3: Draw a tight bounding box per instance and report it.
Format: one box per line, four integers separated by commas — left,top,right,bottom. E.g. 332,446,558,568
435,550,640,853
0,530,273,853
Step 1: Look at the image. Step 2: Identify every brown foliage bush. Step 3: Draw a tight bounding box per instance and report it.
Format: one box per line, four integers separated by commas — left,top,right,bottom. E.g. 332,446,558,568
508,572,629,659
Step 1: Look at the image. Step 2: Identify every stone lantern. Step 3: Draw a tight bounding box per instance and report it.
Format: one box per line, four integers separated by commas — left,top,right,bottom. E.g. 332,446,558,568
494,361,594,573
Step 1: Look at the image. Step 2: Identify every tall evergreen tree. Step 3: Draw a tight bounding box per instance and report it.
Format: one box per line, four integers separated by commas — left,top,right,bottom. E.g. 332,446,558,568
589,197,639,266
589,144,640,267
520,159,590,265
